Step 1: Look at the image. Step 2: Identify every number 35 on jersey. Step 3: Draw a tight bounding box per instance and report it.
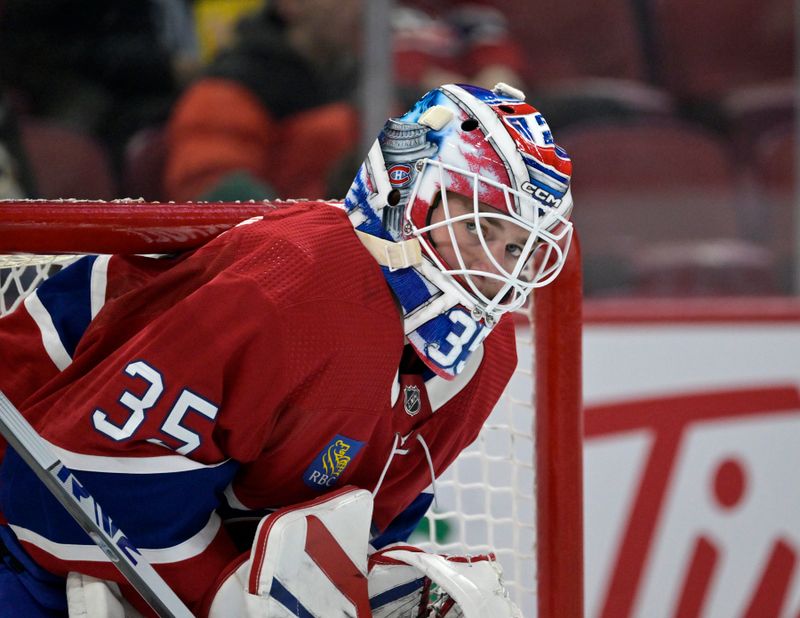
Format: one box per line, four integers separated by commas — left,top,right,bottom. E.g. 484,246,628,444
91,360,218,455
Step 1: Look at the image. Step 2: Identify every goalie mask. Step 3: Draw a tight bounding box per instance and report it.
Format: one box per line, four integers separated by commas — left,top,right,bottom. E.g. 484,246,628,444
345,83,573,379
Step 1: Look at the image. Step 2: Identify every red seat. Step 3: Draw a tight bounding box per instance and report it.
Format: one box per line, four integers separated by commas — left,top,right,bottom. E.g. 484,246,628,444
401,0,647,86
752,126,793,197
557,121,746,295
19,119,116,200
122,126,167,201
532,77,677,131
497,0,647,87
631,239,781,296
652,0,794,100
721,80,795,152
747,124,794,290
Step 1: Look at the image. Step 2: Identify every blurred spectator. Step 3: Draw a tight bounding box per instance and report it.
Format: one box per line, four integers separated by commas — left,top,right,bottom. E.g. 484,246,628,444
393,1,526,108
0,0,183,172
0,93,34,199
0,83,115,201
165,0,362,201
153,0,204,86
192,0,266,65
166,0,527,202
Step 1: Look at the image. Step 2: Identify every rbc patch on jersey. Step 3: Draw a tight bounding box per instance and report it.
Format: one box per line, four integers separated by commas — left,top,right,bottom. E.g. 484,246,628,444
303,435,365,490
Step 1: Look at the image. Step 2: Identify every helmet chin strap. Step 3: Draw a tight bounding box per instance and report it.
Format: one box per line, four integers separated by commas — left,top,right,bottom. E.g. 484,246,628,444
350,216,493,381
353,229,422,271
353,225,499,332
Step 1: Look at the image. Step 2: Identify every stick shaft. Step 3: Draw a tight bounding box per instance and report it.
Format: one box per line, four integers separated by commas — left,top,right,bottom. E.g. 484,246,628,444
0,392,194,618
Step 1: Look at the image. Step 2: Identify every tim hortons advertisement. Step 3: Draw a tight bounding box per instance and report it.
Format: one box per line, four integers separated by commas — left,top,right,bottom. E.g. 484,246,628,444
582,299,800,618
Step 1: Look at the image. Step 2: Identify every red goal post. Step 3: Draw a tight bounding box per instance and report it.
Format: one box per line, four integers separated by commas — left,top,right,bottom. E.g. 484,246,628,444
0,199,584,617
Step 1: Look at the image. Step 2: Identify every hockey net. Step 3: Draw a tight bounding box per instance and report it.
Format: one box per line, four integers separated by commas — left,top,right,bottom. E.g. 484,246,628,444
0,199,583,618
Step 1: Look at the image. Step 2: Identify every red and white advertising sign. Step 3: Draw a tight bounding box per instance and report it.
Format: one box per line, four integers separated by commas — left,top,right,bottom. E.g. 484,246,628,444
583,299,800,618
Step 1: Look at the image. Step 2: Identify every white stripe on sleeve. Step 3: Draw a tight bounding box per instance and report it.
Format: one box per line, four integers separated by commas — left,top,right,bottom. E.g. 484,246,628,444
10,512,222,565
49,440,231,474
24,291,72,371
90,255,111,319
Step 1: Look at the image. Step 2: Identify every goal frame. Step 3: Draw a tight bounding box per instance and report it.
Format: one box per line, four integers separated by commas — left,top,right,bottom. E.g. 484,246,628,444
534,232,583,617
0,199,584,617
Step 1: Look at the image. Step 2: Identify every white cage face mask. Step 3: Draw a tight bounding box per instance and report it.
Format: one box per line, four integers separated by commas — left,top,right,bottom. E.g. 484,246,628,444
405,159,573,320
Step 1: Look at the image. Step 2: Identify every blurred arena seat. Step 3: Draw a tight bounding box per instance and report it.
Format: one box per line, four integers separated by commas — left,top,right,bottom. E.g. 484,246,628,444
557,120,759,296
651,0,793,101
19,119,116,199
497,0,648,87
747,124,794,292
532,77,677,131
478,0,679,133
122,125,167,201
630,239,781,297
721,80,795,153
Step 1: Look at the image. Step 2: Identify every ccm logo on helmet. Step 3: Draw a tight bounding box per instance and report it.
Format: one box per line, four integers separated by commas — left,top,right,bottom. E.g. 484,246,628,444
387,164,413,187
522,181,562,207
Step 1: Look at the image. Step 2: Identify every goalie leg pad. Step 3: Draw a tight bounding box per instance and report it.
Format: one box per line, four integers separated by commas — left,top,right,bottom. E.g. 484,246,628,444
66,572,144,618
207,486,373,618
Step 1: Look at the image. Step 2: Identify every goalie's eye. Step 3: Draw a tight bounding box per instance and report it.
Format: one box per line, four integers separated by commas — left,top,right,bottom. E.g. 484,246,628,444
506,243,523,258
466,221,524,259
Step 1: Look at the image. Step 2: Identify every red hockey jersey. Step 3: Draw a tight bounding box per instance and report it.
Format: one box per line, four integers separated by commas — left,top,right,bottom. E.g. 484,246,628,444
0,201,516,613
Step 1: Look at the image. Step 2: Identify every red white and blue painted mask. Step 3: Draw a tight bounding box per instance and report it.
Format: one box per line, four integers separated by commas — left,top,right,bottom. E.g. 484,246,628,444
345,83,573,379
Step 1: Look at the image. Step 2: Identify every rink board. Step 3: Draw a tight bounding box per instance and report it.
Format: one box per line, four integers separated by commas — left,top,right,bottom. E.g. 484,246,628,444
583,299,800,617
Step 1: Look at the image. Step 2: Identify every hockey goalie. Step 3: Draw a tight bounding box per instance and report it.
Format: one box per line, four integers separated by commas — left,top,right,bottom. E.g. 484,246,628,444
0,83,572,616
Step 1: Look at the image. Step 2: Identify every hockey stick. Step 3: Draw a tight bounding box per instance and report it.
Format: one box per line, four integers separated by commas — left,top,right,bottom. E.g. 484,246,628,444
0,391,194,618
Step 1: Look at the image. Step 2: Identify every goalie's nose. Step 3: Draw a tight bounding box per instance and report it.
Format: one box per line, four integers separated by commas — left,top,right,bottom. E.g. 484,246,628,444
465,240,516,297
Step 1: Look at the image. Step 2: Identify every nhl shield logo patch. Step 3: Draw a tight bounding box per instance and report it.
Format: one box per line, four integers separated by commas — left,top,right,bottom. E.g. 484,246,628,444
404,385,421,416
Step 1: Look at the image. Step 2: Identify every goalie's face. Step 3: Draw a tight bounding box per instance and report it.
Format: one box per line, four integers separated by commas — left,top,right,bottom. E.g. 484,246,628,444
420,186,550,318
428,192,532,301
407,157,573,321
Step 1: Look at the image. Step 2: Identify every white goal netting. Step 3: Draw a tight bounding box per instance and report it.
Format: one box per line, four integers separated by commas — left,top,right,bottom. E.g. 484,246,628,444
1,258,78,315
414,322,538,615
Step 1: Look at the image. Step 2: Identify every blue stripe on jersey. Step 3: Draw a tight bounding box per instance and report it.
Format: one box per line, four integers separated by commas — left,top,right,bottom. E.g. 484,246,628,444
270,578,315,617
0,525,68,605
371,492,434,549
0,528,69,616
370,576,426,610
34,256,97,357
0,447,238,550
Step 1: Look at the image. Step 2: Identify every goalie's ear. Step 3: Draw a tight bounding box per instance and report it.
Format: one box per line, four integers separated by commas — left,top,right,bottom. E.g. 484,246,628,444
205,486,373,618
368,545,523,618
